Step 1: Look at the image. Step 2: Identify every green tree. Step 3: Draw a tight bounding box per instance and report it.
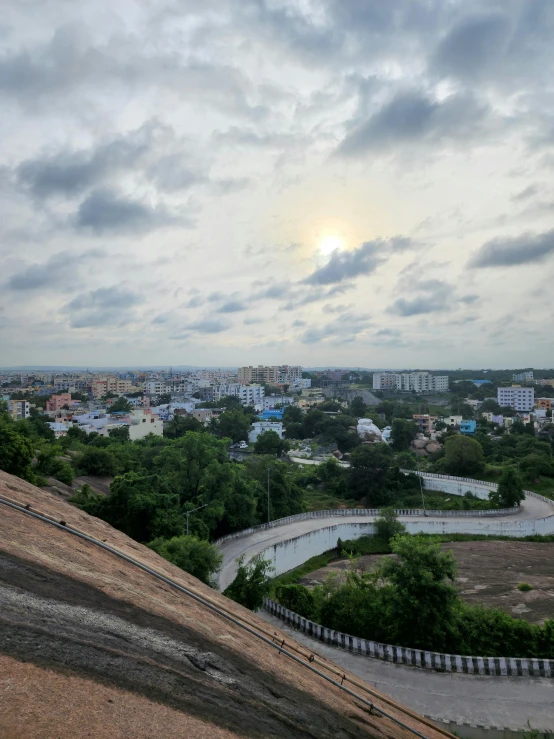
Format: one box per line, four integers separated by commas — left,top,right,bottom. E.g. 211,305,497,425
149,535,222,586
164,415,204,438
283,406,303,424
444,435,485,476
254,430,289,457
157,393,172,405
108,426,130,442
223,555,273,610
218,409,250,442
489,468,525,508
109,397,133,413
374,507,406,547
391,419,418,451
348,443,397,506
349,396,367,418
0,427,35,481
80,447,118,476
378,535,458,651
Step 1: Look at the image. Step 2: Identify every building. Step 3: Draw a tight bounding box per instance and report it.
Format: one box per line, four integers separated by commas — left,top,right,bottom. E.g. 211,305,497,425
238,365,302,385
264,395,295,410
536,398,552,411
8,400,30,420
412,414,436,434
497,386,535,412
460,420,477,435
239,384,265,409
373,372,449,393
513,371,534,383
258,410,284,421
92,377,133,398
47,422,68,438
46,393,72,412
127,409,163,441
537,379,554,388
443,415,462,427
248,421,284,444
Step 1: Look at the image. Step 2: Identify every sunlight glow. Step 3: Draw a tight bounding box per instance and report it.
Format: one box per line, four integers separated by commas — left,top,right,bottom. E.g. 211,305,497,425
318,235,345,256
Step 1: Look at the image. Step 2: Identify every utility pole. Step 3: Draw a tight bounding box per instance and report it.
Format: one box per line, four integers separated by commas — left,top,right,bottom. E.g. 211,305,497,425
267,467,274,525
186,503,207,537
415,454,426,516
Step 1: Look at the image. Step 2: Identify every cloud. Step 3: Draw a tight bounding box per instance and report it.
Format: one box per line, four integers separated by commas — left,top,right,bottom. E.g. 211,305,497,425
7,249,104,290
388,279,451,316
337,90,490,156
512,184,539,202
300,312,372,344
304,238,408,285
186,319,230,334
75,188,176,234
432,12,512,80
217,300,248,313
64,287,141,328
469,229,554,268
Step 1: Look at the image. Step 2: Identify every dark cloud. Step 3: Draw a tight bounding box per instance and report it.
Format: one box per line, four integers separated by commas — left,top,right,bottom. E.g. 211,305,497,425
75,188,176,234
300,311,371,344
292,319,306,327
217,300,247,313
304,238,408,285
7,249,104,290
186,319,229,334
512,184,539,202
460,294,479,304
337,90,490,156
252,282,292,299
388,279,450,316
64,287,140,328
469,229,554,268
432,12,512,80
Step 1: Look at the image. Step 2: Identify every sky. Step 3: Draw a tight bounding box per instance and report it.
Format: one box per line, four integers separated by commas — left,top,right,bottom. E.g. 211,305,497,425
1,0,553,370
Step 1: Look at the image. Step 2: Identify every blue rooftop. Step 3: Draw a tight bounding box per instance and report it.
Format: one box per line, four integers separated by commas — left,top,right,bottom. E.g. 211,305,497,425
258,410,283,420
460,419,477,434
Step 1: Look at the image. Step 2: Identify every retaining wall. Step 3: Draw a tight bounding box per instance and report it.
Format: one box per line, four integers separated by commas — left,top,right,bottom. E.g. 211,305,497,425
264,598,554,678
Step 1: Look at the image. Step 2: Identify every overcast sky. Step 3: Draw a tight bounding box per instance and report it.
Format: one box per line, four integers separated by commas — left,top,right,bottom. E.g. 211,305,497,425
1,0,553,369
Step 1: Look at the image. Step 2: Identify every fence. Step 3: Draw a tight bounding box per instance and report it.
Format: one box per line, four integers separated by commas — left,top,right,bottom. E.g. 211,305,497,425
264,598,554,678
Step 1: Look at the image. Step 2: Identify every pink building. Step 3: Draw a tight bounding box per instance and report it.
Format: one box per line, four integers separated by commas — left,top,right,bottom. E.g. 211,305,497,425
46,393,72,412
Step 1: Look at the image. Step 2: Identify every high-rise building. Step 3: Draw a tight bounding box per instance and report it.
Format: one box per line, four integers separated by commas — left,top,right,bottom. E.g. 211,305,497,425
238,365,302,384
512,371,534,383
372,372,449,393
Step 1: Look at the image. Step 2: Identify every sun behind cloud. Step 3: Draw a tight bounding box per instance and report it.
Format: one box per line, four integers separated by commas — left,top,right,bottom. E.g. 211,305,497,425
318,235,345,256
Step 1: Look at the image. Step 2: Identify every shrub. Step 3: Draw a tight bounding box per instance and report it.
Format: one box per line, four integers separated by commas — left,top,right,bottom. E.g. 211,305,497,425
149,535,222,587
517,582,533,592
224,555,273,610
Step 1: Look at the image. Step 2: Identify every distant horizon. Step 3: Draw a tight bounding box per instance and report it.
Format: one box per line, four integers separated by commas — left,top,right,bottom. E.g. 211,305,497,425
0,365,551,373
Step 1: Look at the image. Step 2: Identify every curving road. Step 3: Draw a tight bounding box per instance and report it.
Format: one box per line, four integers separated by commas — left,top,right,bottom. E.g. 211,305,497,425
218,486,554,590
216,476,554,730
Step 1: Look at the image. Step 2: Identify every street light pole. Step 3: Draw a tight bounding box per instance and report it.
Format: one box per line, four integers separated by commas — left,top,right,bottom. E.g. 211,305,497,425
186,503,208,537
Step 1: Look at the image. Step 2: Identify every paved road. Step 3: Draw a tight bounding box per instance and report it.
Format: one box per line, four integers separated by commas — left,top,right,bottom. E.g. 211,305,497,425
261,611,554,731
218,490,554,590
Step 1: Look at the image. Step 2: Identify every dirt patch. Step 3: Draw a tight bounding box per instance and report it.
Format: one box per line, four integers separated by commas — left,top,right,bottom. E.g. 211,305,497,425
300,542,554,625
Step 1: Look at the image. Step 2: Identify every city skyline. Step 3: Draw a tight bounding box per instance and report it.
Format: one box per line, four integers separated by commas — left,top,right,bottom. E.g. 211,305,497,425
1,1,553,368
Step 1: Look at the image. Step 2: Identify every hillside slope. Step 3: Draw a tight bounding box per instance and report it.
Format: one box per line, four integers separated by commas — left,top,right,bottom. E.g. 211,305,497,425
0,470,447,739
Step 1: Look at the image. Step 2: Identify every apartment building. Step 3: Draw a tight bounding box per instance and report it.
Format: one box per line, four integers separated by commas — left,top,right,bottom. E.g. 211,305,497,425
537,398,552,411
92,377,133,398
248,421,283,443
8,400,30,420
46,393,72,412
497,386,535,412
513,371,534,383
373,372,449,393
238,365,302,384
412,414,437,434
239,384,265,408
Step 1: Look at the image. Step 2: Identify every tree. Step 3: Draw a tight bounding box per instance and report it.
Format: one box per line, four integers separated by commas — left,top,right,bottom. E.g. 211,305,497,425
489,468,525,508
391,419,418,451
164,415,204,438
218,409,250,443
349,396,367,418
443,435,484,476
109,396,132,413
108,426,130,442
223,555,273,610
80,447,118,476
149,535,222,587
378,535,458,651
0,427,35,481
157,393,172,405
254,430,289,457
283,405,303,424
374,508,406,547
348,443,397,506
519,453,554,482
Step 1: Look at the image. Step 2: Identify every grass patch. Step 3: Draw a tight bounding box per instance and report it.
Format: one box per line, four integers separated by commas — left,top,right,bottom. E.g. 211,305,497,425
517,582,533,592
303,488,358,511
269,549,339,594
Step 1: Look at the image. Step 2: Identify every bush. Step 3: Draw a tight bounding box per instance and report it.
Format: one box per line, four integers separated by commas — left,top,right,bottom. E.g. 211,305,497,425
374,508,406,547
149,535,222,587
224,555,273,610
275,584,317,620
517,582,533,592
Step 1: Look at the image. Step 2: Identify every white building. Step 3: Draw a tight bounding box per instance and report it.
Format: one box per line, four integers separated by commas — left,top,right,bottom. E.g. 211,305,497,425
127,409,163,440
47,422,68,438
513,371,534,383
442,415,462,427
8,400,30,420
239,384,265,409
372,372,449,393
497,387,535,412
248,421,284,443
264,395,295,410
291,378,311,389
